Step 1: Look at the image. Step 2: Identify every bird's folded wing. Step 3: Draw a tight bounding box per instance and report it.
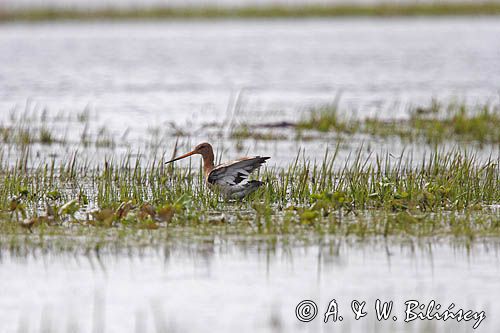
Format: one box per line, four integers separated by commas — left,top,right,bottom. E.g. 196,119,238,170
207,156,270,186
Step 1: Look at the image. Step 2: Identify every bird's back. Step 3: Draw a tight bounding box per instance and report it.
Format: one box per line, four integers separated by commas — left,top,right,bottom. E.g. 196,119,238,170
207,156,270,199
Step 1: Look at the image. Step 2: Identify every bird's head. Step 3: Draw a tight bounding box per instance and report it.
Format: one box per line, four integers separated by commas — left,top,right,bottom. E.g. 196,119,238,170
165,142,213,164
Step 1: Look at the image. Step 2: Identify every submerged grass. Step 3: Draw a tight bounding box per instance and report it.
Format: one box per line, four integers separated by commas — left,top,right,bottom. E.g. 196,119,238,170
2,2,500,22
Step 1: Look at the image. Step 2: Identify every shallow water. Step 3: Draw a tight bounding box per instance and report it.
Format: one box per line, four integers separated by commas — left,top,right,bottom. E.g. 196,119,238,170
1,18,499,165
1,18,499,130
1,237,499,332
1,17,500,333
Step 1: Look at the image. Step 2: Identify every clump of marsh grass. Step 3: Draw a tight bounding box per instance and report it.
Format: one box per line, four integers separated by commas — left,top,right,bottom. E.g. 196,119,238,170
297,103,358,133
301,100,500,144
39,126,55,144
412,102,500,143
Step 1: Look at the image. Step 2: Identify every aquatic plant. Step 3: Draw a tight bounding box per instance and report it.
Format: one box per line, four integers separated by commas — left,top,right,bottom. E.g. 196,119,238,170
297,104,358,133
301,101,500,144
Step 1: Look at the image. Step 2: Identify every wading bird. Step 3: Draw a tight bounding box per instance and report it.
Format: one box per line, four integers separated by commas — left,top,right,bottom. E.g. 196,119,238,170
165,142,270,199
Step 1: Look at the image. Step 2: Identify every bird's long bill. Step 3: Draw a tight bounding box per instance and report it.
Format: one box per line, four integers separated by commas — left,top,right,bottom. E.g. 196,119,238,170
165,150,197,164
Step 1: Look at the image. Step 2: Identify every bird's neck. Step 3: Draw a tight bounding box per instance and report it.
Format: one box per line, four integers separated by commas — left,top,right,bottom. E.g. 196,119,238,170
202,152,215,177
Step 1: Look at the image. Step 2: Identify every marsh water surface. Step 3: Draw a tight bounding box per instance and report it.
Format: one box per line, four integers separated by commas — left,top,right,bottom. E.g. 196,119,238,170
1,18,500,164
1,17,499,333
1,18,499,131
1,237,499,332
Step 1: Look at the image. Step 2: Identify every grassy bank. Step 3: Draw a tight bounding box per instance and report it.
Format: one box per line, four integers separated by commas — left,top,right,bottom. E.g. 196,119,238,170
2,2,500,22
